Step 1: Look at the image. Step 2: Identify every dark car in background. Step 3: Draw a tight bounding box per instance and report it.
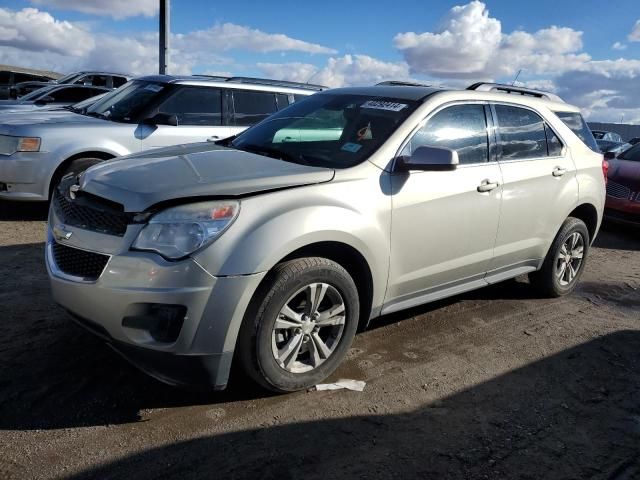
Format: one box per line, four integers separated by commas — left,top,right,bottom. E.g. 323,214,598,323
9,71,129,99
0,84,110,112
605,143,640,225
597,140,630,157
0,68,59,100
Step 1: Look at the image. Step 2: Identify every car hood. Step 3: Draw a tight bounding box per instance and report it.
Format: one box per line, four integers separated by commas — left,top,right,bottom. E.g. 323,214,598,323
608,159,640,190
78,143,336,212
0,109,108,129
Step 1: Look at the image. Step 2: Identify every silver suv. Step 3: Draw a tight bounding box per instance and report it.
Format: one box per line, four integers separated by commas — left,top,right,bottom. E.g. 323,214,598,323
46,82,605,392
0,76,322,201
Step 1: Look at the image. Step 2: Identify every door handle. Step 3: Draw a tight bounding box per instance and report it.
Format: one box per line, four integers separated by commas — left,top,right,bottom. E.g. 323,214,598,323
477,179,499,193
552,166,567,177
206,135,220,142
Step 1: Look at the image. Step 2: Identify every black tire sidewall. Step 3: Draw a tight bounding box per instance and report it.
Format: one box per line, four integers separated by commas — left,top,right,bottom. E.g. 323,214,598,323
546,218,590,296
251,260,359,392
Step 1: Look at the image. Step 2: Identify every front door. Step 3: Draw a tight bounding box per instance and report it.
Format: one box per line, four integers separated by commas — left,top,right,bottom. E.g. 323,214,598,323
385,103,503,312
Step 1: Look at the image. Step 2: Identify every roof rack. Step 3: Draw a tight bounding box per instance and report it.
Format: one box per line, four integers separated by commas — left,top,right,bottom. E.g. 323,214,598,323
192,74,231,81
467,82,564,103
225,77,327,91
376,80,436,88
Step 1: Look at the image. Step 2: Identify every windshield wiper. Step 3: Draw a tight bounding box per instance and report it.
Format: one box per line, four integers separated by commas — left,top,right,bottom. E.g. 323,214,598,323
85,111,109,120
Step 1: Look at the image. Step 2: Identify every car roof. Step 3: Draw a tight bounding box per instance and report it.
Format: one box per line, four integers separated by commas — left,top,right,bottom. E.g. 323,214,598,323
316,85,447,101
71,71,131,77
135,75,326,95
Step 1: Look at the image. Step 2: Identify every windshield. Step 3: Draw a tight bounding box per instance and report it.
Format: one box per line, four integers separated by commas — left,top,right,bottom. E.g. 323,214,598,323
618,143,640,162
20,85,57,101
85,80,166,122
56,72,82,84
230,93,420,168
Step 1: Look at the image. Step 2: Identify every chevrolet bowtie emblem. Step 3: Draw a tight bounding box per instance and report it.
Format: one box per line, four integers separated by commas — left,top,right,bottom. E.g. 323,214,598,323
69,184,80,200
53,224,73,242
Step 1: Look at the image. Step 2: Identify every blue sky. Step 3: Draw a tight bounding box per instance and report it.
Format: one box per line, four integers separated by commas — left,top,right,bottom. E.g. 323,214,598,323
1,0,640,121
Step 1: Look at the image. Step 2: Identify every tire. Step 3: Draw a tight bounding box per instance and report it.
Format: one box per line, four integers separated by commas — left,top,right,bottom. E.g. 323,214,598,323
529,217,590,297
49,157,104,199
237,257,360,393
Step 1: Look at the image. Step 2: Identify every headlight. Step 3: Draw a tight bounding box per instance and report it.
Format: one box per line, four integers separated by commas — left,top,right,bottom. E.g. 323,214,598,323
132,200,240,260
0,135,41,155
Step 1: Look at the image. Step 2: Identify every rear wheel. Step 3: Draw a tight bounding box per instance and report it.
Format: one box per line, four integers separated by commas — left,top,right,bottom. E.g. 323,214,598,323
529,217,590,297
237,257,359,392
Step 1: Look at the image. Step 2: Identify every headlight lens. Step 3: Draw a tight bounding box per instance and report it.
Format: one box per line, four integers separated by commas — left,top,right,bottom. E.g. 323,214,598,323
132,200,240,259
0,135,41,155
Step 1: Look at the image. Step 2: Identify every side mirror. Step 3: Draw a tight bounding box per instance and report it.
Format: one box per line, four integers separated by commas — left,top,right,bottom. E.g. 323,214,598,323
34,96,55,106
400,145,459,171
143,113,179,126
603,151,616,160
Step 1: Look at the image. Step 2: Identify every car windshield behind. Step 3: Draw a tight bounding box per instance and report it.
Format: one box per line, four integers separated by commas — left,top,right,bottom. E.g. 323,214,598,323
230,93,420,168
20,85,57,102
618,143,640,162
85,80,166,122
56,72,82,84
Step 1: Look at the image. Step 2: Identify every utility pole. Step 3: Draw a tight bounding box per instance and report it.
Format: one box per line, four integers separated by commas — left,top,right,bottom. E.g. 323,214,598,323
159,0,170,75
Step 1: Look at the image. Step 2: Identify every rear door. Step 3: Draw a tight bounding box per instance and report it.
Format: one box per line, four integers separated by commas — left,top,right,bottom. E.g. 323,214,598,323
228,89,279,137
139,86,230,149
488,104,578,278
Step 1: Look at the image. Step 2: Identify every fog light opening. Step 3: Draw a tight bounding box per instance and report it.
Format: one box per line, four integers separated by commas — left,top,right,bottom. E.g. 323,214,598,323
122,304,187,343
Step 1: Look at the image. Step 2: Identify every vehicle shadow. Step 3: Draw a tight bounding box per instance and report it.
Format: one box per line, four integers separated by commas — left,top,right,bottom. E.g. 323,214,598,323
61,330,640,479
0,200,49,221
596,221,640,251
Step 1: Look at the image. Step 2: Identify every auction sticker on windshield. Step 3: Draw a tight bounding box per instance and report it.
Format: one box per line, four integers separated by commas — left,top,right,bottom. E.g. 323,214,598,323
361,100,408,112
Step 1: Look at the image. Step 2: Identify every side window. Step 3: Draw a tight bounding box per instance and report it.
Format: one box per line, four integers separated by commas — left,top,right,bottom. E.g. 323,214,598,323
232,91,277,125
401,104,489,164
0,72,10,84
157,87,222,126
14,73,38,83
89,75,108,87
494,105,547,160
275,93,290,110
113,76,127,88
555,111,599,152
49,87,98,102
545,124,563,156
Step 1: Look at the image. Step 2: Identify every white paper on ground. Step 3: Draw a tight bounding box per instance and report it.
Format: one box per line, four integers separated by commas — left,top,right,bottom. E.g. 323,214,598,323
315,379,366,392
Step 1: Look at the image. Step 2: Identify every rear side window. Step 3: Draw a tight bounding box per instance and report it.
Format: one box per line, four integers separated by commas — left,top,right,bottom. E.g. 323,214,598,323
494,105,547,160
555,111,599,152
545,124,563,156
401,104,489,164
113,76,128,88
275,93,290,110
49,87,102,102
232,91,278,125
158,87,222,126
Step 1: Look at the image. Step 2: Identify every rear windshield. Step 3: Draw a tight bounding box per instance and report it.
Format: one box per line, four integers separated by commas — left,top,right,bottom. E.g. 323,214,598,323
554,111,599,152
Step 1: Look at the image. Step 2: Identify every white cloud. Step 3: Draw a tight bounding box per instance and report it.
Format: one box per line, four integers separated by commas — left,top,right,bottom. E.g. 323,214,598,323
394,1,588,79
175,23,336,55
259,55,410,88
629,20,640,42
0,7,94,56
612,41,627,50
30,0,158,19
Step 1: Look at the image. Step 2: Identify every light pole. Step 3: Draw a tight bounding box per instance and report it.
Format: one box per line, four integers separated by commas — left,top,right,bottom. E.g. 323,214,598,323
159,0,170,75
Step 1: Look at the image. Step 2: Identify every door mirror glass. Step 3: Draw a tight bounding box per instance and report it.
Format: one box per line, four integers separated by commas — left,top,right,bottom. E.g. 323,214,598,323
143,113,179,126
401,145,459,171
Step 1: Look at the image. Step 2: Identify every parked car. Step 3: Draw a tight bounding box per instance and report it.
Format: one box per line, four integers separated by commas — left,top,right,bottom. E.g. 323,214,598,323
628,137,640,146
46,82,605,392
0,84,110,113
9,71,129,99
599,141,632,157
605,143,640,225
592,130,623,143
0,76,324,201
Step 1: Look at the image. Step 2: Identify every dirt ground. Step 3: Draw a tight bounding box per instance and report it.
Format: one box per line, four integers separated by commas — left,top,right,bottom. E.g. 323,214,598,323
0,201,638,480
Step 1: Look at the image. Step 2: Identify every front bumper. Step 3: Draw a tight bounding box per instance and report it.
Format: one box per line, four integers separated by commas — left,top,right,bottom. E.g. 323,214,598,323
46,227,266,389
605,196,640,226
0,151,52,201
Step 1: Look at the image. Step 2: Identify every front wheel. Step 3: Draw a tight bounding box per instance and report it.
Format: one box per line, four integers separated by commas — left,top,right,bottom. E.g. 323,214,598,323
529,217,590,297
237,257,360,392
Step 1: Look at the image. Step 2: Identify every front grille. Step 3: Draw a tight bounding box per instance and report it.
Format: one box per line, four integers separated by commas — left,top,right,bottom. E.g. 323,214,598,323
53,188,130,236
606,181,631,200
52,242,110,280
